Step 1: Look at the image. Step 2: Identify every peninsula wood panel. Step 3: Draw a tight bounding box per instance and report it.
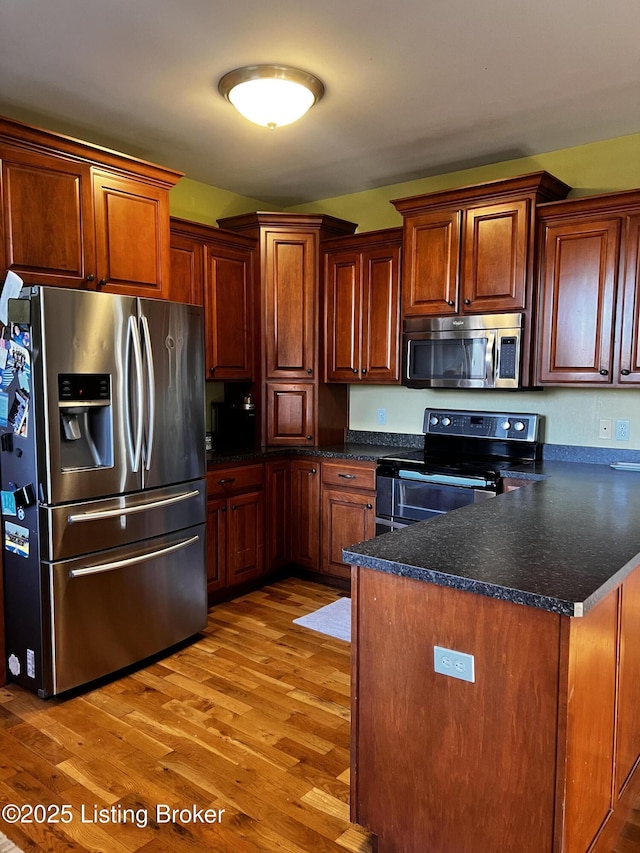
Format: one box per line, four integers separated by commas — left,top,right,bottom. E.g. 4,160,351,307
352,567,561,853
616,566,640,795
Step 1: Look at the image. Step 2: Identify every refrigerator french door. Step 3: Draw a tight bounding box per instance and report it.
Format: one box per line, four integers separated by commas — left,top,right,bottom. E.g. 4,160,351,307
1,286,207,696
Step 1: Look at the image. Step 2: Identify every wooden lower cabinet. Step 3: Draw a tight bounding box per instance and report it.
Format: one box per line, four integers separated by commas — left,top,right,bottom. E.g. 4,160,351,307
290,457,321,570
206,464,265,594
265,457,291,572
351,564,640,853
321,460,376,580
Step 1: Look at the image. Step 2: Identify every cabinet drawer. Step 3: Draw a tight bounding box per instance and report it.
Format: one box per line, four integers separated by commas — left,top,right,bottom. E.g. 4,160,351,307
207,464,264,496
321,460,375,491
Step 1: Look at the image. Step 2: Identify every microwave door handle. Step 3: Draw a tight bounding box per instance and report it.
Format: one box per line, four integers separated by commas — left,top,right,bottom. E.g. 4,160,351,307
140,314,155,471
485,331,496,382
126,315,144,472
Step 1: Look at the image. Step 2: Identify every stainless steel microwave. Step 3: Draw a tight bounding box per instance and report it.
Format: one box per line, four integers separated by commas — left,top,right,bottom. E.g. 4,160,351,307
403,313,523,389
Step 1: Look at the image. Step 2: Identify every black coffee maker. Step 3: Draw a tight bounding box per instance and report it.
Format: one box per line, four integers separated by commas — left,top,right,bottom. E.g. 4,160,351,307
210,396,256,450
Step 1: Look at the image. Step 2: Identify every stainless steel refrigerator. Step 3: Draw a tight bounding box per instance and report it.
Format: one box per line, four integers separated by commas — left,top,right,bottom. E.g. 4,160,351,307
0,286,207,696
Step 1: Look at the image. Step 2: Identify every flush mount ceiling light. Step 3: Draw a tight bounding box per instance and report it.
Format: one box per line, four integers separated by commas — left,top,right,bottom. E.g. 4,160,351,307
218,64,325,129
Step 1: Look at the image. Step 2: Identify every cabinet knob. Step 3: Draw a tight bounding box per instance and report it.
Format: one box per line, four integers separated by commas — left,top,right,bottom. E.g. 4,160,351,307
306,435,313,441
222,506,227,512
230,504,236,511
352,368,358,374
217,477,235,485
464,298,471,305
362,368,367,375
209,367,215,375
86,274,95,282
447,300,454,306
311,468,317,474
600,369,609,376
621,369,631,376
98,278,107,288
366,503,373,510
306,368,313,375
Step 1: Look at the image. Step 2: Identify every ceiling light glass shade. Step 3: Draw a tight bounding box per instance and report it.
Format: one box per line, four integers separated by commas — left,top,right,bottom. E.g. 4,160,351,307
218,65,324,129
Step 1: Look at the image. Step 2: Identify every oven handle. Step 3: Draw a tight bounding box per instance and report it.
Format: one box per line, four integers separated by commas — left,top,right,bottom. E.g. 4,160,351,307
397,468,492,489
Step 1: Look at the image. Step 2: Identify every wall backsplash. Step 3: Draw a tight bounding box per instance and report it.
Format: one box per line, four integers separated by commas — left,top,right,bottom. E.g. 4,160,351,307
349,384,640,450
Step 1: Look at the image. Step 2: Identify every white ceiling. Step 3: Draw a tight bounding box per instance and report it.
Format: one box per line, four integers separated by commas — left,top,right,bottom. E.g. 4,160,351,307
1,0,640,207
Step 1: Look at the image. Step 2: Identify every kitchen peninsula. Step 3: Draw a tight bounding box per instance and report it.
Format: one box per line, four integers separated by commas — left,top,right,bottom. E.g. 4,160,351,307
343,461,640,853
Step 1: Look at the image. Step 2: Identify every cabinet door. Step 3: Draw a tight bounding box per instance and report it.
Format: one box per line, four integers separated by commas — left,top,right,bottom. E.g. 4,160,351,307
264,230,317,379
402,210,460,316
461,200,529,312
204,241,253,380
169,234,203,305
538,218,620,383
321,488,375,580
361,244,401,382
325,249,361,381
93,170,170,298
206,497,227,594
266,382,315,445
291,458,320,570
226,490,264,585
265,458,291,573
618,215,640,384
0,146,95,287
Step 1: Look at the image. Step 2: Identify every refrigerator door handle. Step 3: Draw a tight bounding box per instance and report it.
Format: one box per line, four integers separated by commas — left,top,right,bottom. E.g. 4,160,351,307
67,489,201,523
126,315,145,472
68,534,200,578
140,313,156,472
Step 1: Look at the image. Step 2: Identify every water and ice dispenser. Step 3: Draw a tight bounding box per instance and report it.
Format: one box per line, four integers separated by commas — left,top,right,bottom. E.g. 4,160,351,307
58,373,113,470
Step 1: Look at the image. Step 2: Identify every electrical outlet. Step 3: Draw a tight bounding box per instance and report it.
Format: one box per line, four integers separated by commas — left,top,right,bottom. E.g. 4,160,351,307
616,419,630,441
377,408,387,426
599,419,612,440
434,645,475,683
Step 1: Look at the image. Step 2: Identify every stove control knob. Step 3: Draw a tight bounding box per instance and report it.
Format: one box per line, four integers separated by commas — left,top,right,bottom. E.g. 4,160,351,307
429,416,439,426
501,420,511,431
514,421,525,432
441,417,451,426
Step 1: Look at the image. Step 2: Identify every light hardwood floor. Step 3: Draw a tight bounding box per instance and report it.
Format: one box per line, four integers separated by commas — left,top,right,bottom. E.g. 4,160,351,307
0,577,636,853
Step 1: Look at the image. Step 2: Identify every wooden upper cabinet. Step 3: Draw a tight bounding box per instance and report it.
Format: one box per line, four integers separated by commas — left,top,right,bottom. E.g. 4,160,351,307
169,218,255,380
264,230,317,380
462,200,528,312
393,172,570,318
93,171,170,298
536,190,640,386
0,146,95,287
537,218,619,384
0,116,181,296
265,382,314,445
324,228,402,383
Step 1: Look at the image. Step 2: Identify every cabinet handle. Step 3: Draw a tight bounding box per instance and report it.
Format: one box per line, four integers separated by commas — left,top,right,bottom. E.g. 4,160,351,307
366,503,373,510
217,477,236,485
306,368,313,375
98,278,107,288
621,369,631,376
86,274,95,282
464,298,471,305
599,369,609,376
338,473,356,479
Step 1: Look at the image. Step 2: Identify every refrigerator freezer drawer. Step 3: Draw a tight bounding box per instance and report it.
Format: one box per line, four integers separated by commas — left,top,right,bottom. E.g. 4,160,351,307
40,479,206,561
47,524,206,695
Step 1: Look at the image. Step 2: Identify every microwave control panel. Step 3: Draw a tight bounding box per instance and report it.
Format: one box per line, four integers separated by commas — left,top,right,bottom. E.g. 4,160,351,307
423,410,539,443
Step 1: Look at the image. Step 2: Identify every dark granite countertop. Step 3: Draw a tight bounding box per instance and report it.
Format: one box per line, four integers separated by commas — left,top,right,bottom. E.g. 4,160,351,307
207,442,398,467
343,460,640,617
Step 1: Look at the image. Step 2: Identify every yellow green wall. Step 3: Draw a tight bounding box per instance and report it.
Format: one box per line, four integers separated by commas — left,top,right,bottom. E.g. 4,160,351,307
173,132,640,450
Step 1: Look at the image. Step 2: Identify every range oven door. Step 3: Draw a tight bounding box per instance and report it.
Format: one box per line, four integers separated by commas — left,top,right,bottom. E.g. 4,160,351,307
376,471,496,534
